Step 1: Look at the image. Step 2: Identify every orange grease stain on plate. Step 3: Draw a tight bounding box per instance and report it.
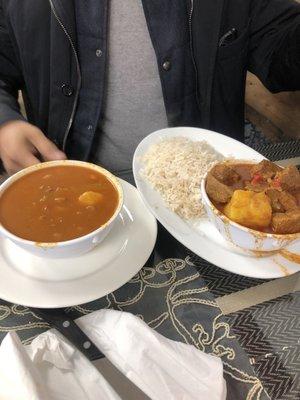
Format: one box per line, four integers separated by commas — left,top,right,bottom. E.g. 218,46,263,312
279,250,300,265
272,259,291,276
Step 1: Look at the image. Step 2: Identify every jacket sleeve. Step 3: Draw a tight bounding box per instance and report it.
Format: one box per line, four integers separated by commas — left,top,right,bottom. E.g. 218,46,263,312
0,1,25,126
248,0,300,92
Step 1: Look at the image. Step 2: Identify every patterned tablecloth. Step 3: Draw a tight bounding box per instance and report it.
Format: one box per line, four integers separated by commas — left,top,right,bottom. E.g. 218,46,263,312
0,138,299,400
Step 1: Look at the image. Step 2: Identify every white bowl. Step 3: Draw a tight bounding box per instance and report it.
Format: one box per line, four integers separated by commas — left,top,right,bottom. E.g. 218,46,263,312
0,160,123,258
201,172,300,253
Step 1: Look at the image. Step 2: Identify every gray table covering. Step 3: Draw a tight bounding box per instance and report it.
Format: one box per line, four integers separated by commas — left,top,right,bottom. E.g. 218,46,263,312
0,135,299,400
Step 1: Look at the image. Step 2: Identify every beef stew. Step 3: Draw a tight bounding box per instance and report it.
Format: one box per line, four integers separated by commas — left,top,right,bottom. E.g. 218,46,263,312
206,160,300,234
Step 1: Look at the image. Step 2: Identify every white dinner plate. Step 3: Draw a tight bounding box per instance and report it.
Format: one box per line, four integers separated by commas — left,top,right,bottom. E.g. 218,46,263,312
133,127,300,279
0,180,157,307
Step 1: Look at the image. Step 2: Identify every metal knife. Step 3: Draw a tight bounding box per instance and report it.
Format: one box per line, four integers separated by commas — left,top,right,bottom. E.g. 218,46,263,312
31,307,104,361
216,271,300,315
275,157,300,168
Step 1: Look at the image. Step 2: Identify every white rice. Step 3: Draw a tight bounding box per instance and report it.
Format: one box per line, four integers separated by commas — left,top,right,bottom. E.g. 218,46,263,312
140,136,223,220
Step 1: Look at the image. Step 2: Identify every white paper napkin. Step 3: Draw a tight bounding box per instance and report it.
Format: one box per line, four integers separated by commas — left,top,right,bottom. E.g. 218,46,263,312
0,309,226,400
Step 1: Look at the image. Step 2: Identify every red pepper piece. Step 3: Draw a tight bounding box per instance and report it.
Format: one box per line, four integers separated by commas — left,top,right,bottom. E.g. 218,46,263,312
251,173,263,185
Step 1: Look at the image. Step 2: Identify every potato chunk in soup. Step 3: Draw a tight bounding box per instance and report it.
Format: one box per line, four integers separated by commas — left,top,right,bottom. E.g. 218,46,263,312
78,191,104,206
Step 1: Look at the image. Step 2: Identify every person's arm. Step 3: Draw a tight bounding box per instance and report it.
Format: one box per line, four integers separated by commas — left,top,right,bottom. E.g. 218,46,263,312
248,0,300,92
0,1,25,125
0,1,66,174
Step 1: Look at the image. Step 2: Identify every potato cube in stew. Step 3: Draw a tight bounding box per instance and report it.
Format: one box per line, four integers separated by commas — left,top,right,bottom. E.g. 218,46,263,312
224,190,272,229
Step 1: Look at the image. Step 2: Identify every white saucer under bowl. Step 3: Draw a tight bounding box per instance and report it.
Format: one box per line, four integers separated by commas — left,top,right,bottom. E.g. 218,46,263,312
0,180,157,308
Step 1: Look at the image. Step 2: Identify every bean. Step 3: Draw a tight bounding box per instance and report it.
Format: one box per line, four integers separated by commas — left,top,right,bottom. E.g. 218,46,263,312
55,187,69,193
54,197,66,203
42,174,52,180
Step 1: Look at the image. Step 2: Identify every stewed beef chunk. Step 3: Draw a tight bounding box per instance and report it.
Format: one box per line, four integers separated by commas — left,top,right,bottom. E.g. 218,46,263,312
251,160,281,180
278,191,298,211
266,189,285,212
275,166,300,192
245,182,270,193
210,164,240,186
266,189,298,212
272,209,300,234
206,174,233,204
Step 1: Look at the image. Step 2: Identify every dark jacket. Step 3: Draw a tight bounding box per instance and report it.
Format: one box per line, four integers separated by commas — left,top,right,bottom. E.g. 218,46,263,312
0,0,299,160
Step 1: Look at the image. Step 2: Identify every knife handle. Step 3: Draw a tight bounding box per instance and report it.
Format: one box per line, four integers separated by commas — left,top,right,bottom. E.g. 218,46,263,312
31,308,104,361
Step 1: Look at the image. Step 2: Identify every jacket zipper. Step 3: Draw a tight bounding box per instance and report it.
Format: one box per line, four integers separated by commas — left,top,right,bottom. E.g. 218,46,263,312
48,0,81,151
188,0,201,111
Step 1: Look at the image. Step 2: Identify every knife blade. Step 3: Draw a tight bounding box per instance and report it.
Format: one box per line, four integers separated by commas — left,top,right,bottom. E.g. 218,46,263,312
275,157,300,168
216,271,300,315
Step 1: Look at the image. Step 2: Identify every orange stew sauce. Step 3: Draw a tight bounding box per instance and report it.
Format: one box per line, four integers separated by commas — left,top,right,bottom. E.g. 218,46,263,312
0,166,119,242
